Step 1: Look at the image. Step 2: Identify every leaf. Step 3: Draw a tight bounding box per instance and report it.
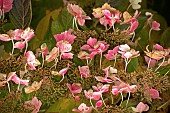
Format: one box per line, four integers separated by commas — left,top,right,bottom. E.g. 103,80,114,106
73,56,85,66
46,97,78,112
127,58,138,72
160,27,170,48
51,8,73,34
30,7,62,50
9,0,32,29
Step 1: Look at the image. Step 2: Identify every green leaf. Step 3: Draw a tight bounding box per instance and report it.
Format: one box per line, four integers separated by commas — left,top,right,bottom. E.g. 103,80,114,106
73,56,85,66
51,8,73,34
160,27,170,48
46,97,77,112
9,0,32,29
127,58,138,72
30,7,62,50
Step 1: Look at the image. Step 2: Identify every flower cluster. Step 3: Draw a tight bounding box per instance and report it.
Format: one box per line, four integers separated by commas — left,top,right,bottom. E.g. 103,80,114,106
0,1,169,113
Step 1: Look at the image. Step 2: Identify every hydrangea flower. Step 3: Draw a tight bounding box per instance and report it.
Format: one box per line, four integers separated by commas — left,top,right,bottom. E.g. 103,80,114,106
132,102,149,113
67,83,82,95
53,30,76,59
51,64,70,83
25,51,41,70
24,80,43,94
24,97,42,113
81,37,109,68
0,0,13,19
67,4,91,29
72,103,92,113
78,66,91,78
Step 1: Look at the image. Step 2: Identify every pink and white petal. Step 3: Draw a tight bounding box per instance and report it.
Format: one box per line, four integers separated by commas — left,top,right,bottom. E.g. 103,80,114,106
152,21,160,31
95,100,103,108
80,44,92,51
144,56,157,68
59,64,70,75
153,44,164,50
61,52,74,59
78,18,85,26
0,34,11,41
149,88,161,99
14,41,26,49
129,21,139,33
87,37,98,48
91,92,101,100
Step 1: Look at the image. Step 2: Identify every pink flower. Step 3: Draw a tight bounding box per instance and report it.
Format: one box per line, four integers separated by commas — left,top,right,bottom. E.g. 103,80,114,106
151,21,160,31
54,31,76,59
84,89,101,100
24,97,42,113
51,64,70,83
0,0,13,17
61,52,74,59
7,29,23,40
128,20,139,33
95,100,103,108
67,83,82,94
0,34,12,41
45,47,59,62
119,44,140,59
72,103,92,113
21,27,35,42
14,41,26,49
25,51,41,70
81,37,109,60
99,10,121,27
153,44,164,50
92,83,110,93
75,96,80,102
149,88,161,99
104,46,119,60
144,56,157,68
53,31,76,44
7,72,29,86
112,81,137,95
78,66,91,78
81,37,108,52
95,66,117,83
132,102,149,113
67,4,91,26
56,41,72,52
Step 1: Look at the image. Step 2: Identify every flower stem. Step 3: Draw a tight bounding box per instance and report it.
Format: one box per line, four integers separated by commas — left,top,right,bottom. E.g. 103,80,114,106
126,92,130,107
11,39,15,55
100,52,103,69
101,95,107,107
127,4,132,11
120,92,124,106
147,58,151,69
24,42,28,54
155,57,165,72
149,28,152,41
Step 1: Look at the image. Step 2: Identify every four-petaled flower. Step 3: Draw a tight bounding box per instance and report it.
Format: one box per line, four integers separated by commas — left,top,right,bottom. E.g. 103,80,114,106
132,102,149,113
24,96,42,113
72,103,92,113
78,66,91,78
67,83,82,94
25,51,41,70
67,4,91,26
54,30,76,59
